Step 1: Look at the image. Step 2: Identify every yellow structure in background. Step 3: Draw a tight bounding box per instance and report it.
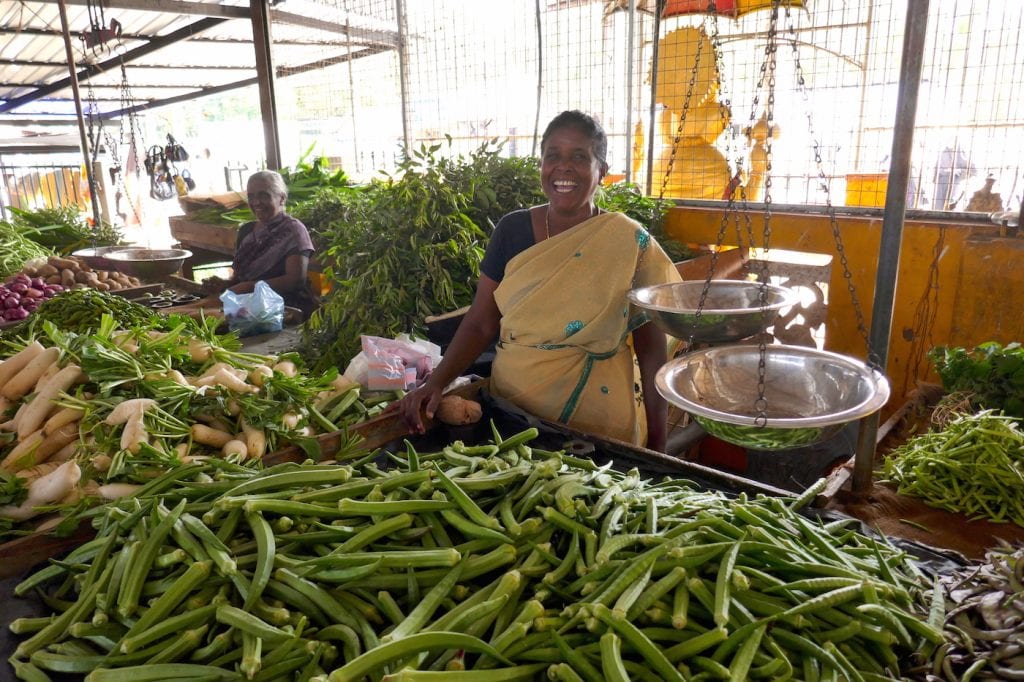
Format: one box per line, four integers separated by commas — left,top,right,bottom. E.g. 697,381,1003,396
634,27,731,199
845,173,889,208
667,206,1024,416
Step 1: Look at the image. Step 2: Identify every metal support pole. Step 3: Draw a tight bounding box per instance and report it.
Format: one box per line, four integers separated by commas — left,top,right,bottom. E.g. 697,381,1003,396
644,0,664,195
251,0,282,170
57,0,102,229
395,0,412,153
852,0,930,494
624,0,636,184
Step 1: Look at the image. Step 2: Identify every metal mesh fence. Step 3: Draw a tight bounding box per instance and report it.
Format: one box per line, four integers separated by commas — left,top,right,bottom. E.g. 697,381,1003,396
267,0,1021,214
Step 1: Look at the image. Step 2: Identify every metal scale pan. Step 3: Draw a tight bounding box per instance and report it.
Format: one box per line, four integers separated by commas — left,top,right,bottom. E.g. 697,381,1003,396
631,281,889,450
655,344,890,451
628,280,798,345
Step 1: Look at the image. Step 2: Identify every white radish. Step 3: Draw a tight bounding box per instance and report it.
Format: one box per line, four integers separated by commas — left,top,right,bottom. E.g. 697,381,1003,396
222,439,248,459
249,365,274,387
2,346,60,400
191,424,233,449
43,406,84,436
104,398,157,426
273,360,297,377
120,411,148,454
241,421,267,459
0,341,44,388
17,364,86,441
47,441,77,463
16,461,63,481
0,461,81,521
59,480,101,506
0,400,28,432
1,430,45,472
98,483,144,500
198,367,255,393
188,338,213,362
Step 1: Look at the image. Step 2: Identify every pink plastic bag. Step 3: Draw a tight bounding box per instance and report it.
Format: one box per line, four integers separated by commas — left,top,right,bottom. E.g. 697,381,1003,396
360,335,437,391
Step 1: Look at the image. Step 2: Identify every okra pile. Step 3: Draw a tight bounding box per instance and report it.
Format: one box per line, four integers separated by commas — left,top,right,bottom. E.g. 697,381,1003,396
8,428,948,681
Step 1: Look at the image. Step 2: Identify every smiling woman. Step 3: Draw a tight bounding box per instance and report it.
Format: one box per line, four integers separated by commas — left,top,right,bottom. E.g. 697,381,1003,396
397,111,683,452
200,170,319,319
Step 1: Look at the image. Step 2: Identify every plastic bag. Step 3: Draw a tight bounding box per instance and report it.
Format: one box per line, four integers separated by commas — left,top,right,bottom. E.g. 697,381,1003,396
344,334,441,391
220,281,284,337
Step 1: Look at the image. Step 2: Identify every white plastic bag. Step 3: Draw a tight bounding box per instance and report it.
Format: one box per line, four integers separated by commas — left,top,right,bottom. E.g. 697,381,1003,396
343,334,442,391
220,281,284,337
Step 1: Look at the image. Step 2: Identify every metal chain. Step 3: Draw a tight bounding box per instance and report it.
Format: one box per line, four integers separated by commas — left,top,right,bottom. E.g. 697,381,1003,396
752,3,781,425
692,5,738,346
119,61,146,179
656,32,706,203
784,6,877,368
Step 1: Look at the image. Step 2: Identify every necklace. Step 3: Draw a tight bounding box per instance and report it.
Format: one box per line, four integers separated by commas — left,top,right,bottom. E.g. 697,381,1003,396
545,204,597,240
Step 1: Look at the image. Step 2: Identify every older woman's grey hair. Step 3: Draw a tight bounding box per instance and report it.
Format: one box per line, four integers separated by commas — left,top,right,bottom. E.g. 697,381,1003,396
247,170,289,201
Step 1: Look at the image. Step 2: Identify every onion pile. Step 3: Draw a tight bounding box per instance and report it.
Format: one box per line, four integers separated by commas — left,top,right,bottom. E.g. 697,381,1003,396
0,274,64,321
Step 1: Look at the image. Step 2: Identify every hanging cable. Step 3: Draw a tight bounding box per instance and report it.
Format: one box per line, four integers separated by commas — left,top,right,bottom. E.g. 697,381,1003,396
531,0,543,157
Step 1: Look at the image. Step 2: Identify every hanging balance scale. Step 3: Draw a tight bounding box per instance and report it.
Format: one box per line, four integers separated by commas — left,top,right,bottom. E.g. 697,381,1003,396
629,1,890,451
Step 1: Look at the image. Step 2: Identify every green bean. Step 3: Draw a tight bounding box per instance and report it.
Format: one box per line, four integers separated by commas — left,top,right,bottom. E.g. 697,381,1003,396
713,540,742,627
589,604,685,682
433,466,503,531
118,560,212,651
178,512,236,577
599,631,630,682
119,603,217,655
327,632,511,681
215,604,294,645
16,563,113,659
82,662,240,681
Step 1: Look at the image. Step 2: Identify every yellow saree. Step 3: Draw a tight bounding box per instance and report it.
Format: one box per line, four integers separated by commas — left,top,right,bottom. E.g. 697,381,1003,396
490,212,681,445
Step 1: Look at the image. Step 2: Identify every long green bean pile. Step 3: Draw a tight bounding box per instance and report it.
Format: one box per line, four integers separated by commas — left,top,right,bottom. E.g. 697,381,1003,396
880,410,1024,526
8,428,947,681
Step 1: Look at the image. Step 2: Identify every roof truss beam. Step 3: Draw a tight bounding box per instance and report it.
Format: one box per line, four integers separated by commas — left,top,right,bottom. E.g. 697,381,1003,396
0,16,227,113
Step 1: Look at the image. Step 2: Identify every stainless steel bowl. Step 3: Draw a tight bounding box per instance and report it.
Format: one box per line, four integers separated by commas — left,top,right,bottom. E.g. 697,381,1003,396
656,344,891,451
104,248,192,280
71,246,132,270
628,280,798,344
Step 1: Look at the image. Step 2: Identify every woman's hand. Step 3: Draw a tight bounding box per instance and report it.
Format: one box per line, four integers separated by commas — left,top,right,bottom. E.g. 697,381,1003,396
396,381,445,434
201,276,229,295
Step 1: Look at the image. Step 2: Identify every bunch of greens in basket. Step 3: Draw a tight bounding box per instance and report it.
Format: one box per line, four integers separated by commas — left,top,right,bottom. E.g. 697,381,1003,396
928,341,1024,420
218,146,352,225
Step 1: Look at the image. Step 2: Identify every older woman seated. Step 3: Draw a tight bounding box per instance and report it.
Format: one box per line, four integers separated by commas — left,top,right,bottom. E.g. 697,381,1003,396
202,170,319,318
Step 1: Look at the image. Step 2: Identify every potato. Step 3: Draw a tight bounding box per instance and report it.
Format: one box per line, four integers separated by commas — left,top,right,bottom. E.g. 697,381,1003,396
61,269,76,287
36,263,59,277
97,270,108,282
75,270,91,283
45,275,61,284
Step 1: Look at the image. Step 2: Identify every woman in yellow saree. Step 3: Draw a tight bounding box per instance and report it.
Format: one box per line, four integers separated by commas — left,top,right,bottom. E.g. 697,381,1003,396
399,111,681,450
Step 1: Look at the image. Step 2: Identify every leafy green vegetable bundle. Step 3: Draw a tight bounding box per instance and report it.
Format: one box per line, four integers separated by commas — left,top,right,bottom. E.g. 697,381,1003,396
301,139,544,371
928,341,1024,419
4,205,124,255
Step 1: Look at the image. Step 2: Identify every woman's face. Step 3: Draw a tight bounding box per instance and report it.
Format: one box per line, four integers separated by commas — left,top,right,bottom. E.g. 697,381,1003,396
541,125,606,215
247,177,286,223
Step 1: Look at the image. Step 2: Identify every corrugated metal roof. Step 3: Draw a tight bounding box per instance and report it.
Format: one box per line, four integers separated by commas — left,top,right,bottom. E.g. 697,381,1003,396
0,0,398,121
